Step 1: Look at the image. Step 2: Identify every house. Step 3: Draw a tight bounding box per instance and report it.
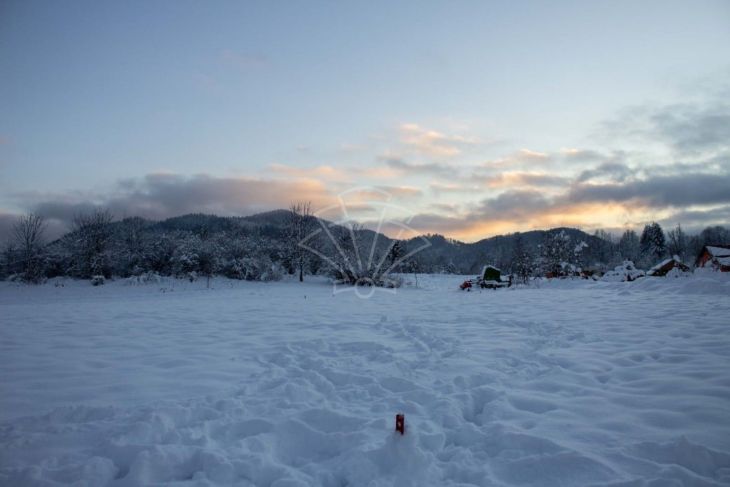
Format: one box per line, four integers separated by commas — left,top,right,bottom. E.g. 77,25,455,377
647,257,691,277
695,245,730,272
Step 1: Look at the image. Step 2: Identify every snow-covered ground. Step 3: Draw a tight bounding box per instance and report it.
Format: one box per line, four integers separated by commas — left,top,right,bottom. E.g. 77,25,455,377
1,274,730,486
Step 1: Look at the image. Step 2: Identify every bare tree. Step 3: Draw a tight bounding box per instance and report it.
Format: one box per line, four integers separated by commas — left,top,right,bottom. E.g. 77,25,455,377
667,223,688,261
287,201,314,282
11,213,47,283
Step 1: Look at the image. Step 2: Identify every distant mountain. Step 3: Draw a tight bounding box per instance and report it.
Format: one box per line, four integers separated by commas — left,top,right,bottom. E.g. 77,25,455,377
400,227,608,274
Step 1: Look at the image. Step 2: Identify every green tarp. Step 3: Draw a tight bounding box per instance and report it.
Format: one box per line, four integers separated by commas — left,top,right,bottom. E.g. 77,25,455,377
482,266,501,281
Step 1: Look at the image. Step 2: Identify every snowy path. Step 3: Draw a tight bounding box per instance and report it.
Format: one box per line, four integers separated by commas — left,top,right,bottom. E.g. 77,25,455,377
1,275,730,486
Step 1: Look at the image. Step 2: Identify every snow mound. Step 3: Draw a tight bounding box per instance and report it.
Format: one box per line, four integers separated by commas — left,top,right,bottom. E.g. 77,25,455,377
601,261,645,282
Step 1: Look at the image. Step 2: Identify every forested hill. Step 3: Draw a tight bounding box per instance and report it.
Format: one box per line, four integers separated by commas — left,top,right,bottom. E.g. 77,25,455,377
5,209,728,283
405,228,611,275
121,212,609,273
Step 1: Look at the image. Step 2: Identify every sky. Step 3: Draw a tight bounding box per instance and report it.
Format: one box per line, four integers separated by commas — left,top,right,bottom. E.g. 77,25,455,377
1,0,730,242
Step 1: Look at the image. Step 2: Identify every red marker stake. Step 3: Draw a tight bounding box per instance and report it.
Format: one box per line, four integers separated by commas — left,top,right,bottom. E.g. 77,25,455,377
395,413,405,435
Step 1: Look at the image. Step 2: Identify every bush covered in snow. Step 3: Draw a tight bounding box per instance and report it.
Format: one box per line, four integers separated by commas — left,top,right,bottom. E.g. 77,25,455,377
601,261,645,282
124,272,163,285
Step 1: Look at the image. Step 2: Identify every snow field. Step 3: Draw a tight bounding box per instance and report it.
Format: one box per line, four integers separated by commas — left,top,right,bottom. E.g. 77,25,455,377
1,274,730,486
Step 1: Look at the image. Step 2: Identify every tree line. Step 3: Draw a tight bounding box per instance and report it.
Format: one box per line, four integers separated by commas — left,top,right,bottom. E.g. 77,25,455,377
2,207,728,285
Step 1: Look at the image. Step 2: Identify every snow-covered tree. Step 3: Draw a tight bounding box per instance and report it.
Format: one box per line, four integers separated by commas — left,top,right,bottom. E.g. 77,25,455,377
68,209,114,278
386,240,404,273
618,229,640,263
1,242,17,280
639,222,666,267
197,231,221,288
511,235,533,284
541,230,572,276
573,240,589,271
114,217,149,277
172,233,202,279
147,233,178,275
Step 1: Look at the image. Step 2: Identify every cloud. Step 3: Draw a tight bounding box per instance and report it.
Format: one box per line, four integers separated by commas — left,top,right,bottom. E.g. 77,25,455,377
483,149,552,169
385,163,730,241
483,172,570,188
560,148,608,164
269,163,349,181
428,203,461,215
400,213,480,236
10,173,336,232
382,157,453,176
429,183,484,195
600,85,730,157
0,210,76,243
478,190,551,219
398,123,476,158
518,149,550,160
649,102,730,155
0,212,19,243
566,172,730,208
374,185,423,199
577,161,635,183
220,49,269,71
659,205,730,233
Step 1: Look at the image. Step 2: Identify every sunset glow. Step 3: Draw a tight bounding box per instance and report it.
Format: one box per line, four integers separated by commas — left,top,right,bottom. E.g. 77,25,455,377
1,1,729,241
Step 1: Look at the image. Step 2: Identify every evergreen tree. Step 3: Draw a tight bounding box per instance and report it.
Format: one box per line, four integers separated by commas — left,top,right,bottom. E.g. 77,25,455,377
386,240,404,272
639,222,666,267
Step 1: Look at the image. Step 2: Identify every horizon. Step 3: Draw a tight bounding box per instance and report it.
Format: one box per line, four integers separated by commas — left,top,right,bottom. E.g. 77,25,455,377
14,207,727,247
2,1,730,243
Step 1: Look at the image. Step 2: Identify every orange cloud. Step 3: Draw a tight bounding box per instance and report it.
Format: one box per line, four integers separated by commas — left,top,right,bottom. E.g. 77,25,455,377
388,200,654,242
484,172,569,189
399,123,477,158
269,163,350,182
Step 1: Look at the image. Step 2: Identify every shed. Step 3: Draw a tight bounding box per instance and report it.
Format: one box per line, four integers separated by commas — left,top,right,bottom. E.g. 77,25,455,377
695,245,730,272
647,257,691,277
